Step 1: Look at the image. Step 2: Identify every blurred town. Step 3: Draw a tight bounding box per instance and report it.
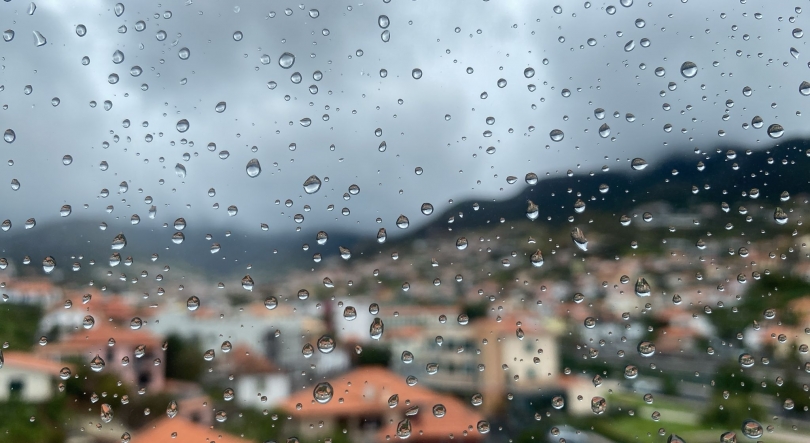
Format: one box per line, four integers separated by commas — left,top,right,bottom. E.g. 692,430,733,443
0,198,809,443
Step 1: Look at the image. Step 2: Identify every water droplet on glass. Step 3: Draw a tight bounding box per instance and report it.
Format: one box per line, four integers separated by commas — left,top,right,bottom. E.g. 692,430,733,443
246,159,261,178
3,129,15,143
549,129,564,142
2,30,14,42
767,123,784,138
635,278,651,296
114,3,124,16
396,215,410,229
412,68,423,79
176,119,189,133
456,237,468,250
174,163,186,178
32,30,46,46
631,158,648,170
598,123,611,138
638,341,656,357
303,175,322,194
90,354,106,372
378,15,390,28
100,404,113,423
591,396,607,414
279,52,295,69
313,382,334,404
741,419,763,439
571,228,588,251
317,335,335,353
680,61,697,78
370,317,384,340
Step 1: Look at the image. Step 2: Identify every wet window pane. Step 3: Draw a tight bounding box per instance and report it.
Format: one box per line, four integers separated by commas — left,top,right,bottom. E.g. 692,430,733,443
0,1,808,443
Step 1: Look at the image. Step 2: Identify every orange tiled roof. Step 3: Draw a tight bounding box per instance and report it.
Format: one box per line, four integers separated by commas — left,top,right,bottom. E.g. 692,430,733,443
3,351,67,374
282,366,483,441
134,416,251,443
39,321,163,355
218,347,282,375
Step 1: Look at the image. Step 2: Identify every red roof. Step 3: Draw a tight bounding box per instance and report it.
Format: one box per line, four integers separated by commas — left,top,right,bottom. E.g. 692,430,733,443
134,416,251,443
282,366,483,441
2,351,67,374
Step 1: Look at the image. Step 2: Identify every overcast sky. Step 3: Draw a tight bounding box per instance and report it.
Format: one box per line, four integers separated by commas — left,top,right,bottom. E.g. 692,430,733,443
0,0,805,246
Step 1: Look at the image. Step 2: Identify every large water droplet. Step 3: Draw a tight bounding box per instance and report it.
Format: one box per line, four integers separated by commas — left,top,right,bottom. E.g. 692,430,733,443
303,175,322,194
637,341,656,357
166,400,178,418
598,123,611,138
370,317,384,340
241,275,254,291
317,335,335,353
313,382,334,403
174,163,186,178
412,68,423,79
176,119,190,132
100,404,113,423
396,419,412,439
3,129,15,143
741,419,763,439
631,158,648,170
767,123,784,138
680,61,697,78
549,129,564,142
114,3,125,16
378,15,390,28
396,215,410,229
591,396,607,414
635,278,651,296
279,52,296,69
571,228,588,251
90,354,106,372
32,30,46,46
246,159,261,178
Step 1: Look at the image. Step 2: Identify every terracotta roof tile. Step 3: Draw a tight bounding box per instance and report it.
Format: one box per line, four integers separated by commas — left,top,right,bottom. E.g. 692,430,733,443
135,416,252,443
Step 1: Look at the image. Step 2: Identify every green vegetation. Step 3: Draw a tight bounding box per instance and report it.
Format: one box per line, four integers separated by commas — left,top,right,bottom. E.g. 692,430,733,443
221,407,284,442
0,304,42,350
710,275,807,341
164,334,204,382
0,398,67,443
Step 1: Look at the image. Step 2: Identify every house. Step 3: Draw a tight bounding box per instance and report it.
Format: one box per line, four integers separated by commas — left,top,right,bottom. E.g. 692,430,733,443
282,366,484,443
37,322,165,392
2,278,62,306
134,416,252,443
213,347,290,410
0,351,68,402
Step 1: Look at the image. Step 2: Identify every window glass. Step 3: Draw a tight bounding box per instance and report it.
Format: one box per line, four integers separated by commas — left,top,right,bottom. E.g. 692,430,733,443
0,1,807,443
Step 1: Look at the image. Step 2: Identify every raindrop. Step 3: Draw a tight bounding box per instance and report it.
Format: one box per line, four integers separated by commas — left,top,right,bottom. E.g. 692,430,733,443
635,278,651,296
412,68,423,79
32,30,46,46
767,124,784,138
549,129,564,142
246,159,261,178
317,335,335,353
571,228,588,251
313,382,334,403
631,158,648,170
680,61,697,78
396,215,410,229
303,175,322,194
176,119,190,132
279,52,296,69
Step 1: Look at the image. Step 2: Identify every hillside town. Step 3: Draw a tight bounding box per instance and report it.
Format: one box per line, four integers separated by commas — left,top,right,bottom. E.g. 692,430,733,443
0,199,809,443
